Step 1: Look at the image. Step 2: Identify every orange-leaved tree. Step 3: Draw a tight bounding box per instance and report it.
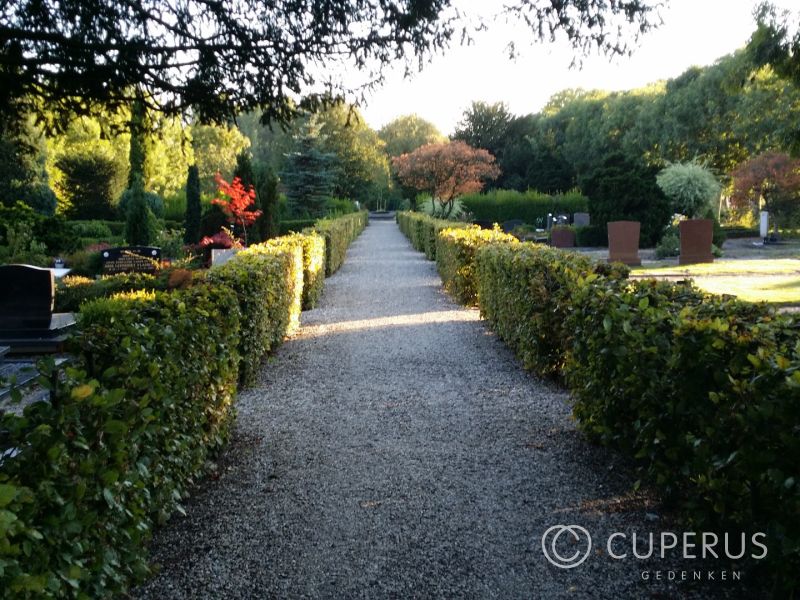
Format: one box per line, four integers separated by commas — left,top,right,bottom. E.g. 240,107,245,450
212,172,262,245
392,141,500,217
730,152,800,234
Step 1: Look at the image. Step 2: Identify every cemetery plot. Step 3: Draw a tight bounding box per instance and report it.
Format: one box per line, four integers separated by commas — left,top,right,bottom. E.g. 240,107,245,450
101,246,161,274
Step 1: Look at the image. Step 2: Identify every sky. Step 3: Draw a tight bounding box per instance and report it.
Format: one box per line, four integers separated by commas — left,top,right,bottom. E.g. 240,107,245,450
359,0,798,136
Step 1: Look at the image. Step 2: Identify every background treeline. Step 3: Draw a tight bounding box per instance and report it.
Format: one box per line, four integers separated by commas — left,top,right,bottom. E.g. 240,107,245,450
452,47,800,226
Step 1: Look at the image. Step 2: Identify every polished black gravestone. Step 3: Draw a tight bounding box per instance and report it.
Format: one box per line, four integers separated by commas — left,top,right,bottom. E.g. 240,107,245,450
0,264,76,354
101,246,161,274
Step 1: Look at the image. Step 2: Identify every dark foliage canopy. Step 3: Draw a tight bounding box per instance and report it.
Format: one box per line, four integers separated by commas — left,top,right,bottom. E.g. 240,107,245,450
0,0,661,132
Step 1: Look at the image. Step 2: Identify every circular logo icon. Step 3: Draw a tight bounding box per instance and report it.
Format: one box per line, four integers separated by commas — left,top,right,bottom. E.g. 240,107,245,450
541,525,592,569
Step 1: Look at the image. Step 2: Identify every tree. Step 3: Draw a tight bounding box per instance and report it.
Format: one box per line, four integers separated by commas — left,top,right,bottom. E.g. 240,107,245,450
378,115,445,158
730,152,800,231
211,174,262,245
452,101,514,162
184,165,201,244
191,123,251,195
656,162,721,218
392,141,500,218
124,181,158,245
55,150,119,219
314,104,390,207
254,162,279,240
580,152,671,247
128,97,148,189
1,1,662,131
281,124,337,218
233,151,255,190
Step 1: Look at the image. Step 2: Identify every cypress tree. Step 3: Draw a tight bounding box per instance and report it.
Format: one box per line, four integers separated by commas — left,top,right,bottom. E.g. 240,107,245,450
128,96,147,189
184,164,201,244
254,162,279,240
125,180,158,245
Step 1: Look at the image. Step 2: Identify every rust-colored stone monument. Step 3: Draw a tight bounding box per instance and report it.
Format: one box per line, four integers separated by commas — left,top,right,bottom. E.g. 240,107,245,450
607,221,641,266
679,218,714,265
550,228,575,248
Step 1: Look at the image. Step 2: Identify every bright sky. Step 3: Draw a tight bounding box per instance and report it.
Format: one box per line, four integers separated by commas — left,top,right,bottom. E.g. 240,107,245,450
360,0,798,136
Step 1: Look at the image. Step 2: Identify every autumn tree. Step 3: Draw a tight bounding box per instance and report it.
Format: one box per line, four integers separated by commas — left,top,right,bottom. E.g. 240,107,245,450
211,173,262,245
392,141,500,218
730,152,800,232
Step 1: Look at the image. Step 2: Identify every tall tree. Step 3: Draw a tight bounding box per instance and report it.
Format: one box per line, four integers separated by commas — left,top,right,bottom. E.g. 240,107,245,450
0,1,662,131
184,165,201,244
392,141,500,217
452,101,514,161
378,115,445,158
127,97,148,189
191,123,251,194
281,124,337,218
254,162,280,240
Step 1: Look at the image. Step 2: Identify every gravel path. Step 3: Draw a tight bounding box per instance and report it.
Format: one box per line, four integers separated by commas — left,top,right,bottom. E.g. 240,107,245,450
134,220,754,600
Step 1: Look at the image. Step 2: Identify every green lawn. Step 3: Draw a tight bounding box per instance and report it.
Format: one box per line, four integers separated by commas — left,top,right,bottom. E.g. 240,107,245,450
633,259,800,305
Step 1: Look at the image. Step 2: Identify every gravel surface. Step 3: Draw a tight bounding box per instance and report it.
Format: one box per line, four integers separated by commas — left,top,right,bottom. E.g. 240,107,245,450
133,220,760,600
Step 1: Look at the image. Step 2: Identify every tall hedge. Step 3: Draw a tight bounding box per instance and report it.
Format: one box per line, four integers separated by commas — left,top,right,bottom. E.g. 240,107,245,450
264,232,325,310
396,211,469,260
0,284,241,597
459,188,588,225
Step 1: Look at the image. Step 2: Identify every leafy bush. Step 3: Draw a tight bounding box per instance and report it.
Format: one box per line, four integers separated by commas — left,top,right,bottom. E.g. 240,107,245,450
574,224,608,247
459,188,588,226
0,284,240,597
209,244,302,385
654,229,680,258
327,197,357,216
0,220,50,266
117,188,165,219
311,211,369,276
155,228,187,260
70,220,113,239
656,162,721,217
54,273,162,312
0,202,79,255
435,226,517,306
163,190,187,222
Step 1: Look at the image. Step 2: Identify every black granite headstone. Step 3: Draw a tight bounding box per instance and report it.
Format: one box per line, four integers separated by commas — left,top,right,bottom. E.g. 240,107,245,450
0,264,54,329
101,246,161,274
0,264,75,353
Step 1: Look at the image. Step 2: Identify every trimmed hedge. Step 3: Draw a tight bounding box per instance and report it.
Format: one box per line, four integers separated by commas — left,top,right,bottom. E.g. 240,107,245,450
311,211,368,276
263,232,325,310
396,211,469,260
0,284,241,597
435,226,517,306
465,239,799,589
210,243,303,385
476,243,628,377
459,189,588,226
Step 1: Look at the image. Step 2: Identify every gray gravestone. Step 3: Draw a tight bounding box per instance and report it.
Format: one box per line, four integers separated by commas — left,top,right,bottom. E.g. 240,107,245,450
101,246,161,274
211,248,240,266
573,212,590,227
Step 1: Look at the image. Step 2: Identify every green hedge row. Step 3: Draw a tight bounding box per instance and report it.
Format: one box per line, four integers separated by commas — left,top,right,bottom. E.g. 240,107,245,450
0,214,368,597
396,211,469,260
209,244,302,386
435,226,517,306
0,284,241,598
263,232,326,310
459,189,588,226
466,240,799,589
310,211,368,276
